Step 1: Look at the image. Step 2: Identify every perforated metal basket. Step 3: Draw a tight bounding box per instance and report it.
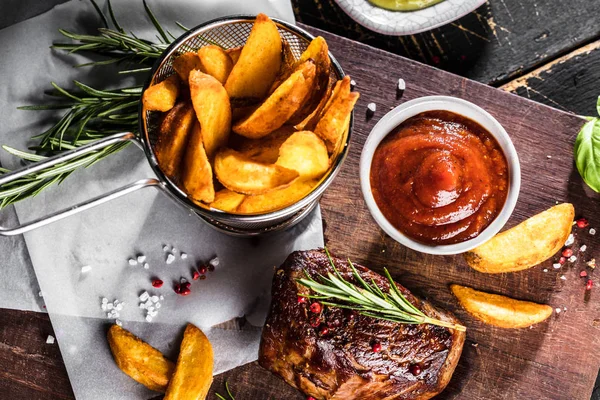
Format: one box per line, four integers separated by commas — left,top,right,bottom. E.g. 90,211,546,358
0,16,351,237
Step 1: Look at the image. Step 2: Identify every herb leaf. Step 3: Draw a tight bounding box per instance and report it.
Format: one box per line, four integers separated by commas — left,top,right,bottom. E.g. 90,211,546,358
574,96,600,193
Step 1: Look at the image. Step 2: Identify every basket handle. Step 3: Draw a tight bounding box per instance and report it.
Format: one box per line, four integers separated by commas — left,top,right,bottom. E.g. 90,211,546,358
0,132,162,236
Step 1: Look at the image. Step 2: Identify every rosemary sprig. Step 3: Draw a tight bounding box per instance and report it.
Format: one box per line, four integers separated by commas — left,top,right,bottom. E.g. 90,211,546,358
215,381,236,400
297,250,466,332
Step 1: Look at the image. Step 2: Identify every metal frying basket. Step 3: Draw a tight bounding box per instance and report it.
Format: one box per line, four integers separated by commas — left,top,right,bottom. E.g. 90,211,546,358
0,16,351,237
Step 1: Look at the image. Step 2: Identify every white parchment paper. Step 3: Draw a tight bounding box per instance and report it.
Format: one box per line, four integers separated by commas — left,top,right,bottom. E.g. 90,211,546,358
0,1,324,399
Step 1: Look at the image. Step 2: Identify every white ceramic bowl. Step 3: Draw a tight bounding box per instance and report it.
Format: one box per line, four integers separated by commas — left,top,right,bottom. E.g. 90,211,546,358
360,96,521,255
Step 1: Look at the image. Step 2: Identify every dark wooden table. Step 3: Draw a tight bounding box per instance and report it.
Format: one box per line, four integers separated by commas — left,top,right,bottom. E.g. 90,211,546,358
1,0,600,399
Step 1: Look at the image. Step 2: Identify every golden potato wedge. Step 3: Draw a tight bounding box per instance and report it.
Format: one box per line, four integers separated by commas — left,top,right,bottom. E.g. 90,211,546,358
164,324,213,400
225,13,282,100
268,39,296,94
142,75,180,112
314,76,359,152
189,70,231,159
209,189,245,212
237,179,317,213
181,122,215,203
233,61,315,138
154,102,195,177
215,148,299,195
233,126,295,163
225,46,242,65
288,37,331,125
172,52,203,83
107,325,174,393
450,284,553,329
197,45,233,85
465,203,575,274
276,131,329,180
294,76,334,131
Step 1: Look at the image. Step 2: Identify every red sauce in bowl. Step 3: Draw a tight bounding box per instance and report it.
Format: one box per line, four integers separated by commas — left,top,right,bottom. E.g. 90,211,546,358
370,110,508,245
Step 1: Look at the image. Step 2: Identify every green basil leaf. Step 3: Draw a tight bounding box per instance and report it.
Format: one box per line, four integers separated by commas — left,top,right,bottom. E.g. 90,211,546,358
574,117,600,192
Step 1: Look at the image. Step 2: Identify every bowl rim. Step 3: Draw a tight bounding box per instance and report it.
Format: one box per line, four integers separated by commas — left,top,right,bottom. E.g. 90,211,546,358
359,95,521,255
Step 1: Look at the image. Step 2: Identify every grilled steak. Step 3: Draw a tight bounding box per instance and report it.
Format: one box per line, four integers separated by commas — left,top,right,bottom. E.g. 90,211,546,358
259,249,465,400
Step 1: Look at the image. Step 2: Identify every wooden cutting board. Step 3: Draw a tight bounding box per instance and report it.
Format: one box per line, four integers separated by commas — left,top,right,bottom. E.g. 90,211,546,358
210,24,600,400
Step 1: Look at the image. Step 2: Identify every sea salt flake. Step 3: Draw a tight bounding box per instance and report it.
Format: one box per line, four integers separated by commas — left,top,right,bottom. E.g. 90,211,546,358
151,295,159,303
81,265,92,273
166,253,175,264
159,295,164,300
155,303,162,309
139,303,146,309
568,255,577,263
46,335,55,344
181,252,188,260
139,291,150,302
172,248,178,254
397,78,406,91
367,102,376,113
580,245,587,252
555,308,561,314
106,303,113,310
209,257,220,267
543,268,548,272
564,234,574,246
102,297,108,304
144,299,153,308
39,290,44,297
180,277,188,284
115,303,123,311
143,263,149,270
137,255,146,263
145,315,153,322
590,228,597,235
350,79,356,87
560,275,566,280
552,263,561,269
128,258,137,266
163,245,169,251
547,155,552,159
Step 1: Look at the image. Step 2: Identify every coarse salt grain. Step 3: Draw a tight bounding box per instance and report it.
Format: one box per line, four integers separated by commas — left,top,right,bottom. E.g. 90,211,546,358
209,257,220,268
580,244,587,252
172,248,178,254
81,265,92,273
39,290,44,297
46,335,55,344
350,79,356,87
560,275,566,280
146,315,153,322
166,253,175,264
151,295,159,303
137,256,146,264
163,245,169,251
115,319,122,327
367,103,376,113
590,228,597,235
181,252,188,260
568,255,577,263
143,263,149,270
128,258,137,266
180,277,188,284
139,291,150,302
547,155,552,159
543,268,548,272
564,234,574,246
555,308,561,314
159,295,164,300
552,263,561,269
397,78,406,91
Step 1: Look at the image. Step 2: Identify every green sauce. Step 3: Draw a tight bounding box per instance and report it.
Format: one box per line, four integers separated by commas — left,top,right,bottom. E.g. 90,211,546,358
368,0,445,11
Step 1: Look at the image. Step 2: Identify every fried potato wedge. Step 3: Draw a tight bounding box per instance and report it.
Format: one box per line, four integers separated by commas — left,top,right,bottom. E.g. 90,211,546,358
172,52,203,84
164,324,213,400
237,179,317,213
314,76,359,152
215,148,299,195
107,325,174,393
268,39,296,93
288,37,331,125
276,131,329,180
450,284,553,328
189,70,231,159
225,13,282,100
155,102,195,177
233,61,315,138
197,45,233,84
465,203,575,273
233,126,295,163
142,75,180,112
226,46,242,65
181,122,215,203
294,75,334,131
209,189,246,212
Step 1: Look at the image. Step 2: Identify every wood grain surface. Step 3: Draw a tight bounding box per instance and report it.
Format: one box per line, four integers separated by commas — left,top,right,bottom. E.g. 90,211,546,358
2,4,600,400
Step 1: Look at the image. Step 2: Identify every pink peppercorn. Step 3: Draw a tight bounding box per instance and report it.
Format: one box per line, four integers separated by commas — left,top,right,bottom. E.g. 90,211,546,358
580,271,588,278
587,280,593,290
562,248,573,258
372,343,382,353
151,279,163,288
576,218,589,228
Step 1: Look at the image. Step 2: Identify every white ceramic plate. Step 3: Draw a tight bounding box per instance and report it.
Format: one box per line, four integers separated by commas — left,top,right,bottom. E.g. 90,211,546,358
334,0,487,36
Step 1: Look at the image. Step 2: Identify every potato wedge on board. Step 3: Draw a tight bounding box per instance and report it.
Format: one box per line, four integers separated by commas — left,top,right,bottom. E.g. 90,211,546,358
465,203,575,274
233,61,315,139
197,45,233,84
181,122,215,203
107,325,174,393
209,189,245,212
288,36,331,125
226,46,242,65
224,13,282,100
172,52,203,83
276,131,329,180
233,126,295,163
450,284,553,329
164,324,213,400
155,102,195,177
237,179,317,214
189,70,231,159
215,148,299,195
142,75,180,112
314,76,359,152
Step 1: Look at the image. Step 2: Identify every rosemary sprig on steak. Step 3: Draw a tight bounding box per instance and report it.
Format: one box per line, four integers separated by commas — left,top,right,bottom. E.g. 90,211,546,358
297,250,466,332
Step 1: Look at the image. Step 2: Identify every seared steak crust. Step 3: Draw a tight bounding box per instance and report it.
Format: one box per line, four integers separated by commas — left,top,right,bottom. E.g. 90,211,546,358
259,249,465,400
